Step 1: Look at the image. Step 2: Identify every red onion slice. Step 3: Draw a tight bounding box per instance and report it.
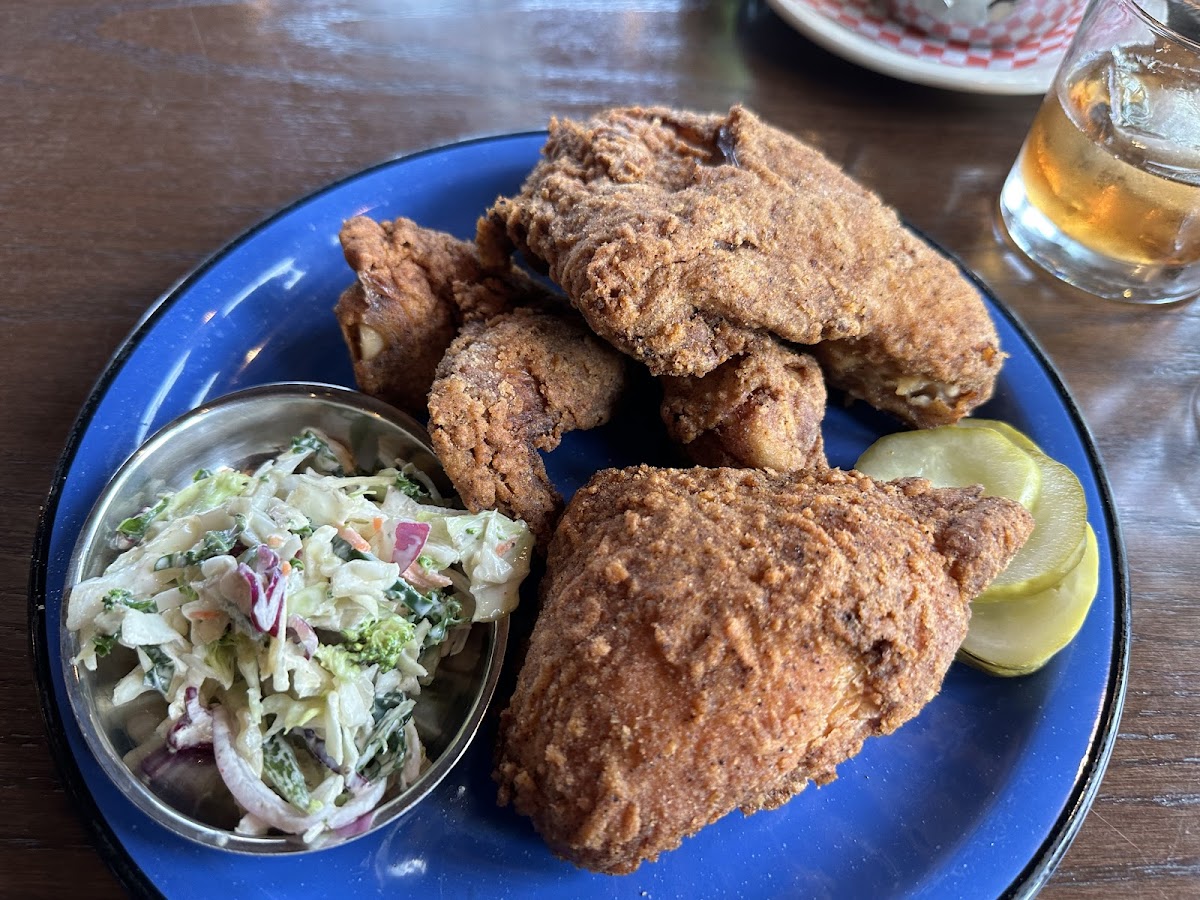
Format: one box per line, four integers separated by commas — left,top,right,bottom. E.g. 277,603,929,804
238,545,286,636
211,706,387,838
391,521,430,571
286,614,319,658
140,743,213,780
211,706,319,834
167,686,214,750
332,810,376,839
325,778,386,830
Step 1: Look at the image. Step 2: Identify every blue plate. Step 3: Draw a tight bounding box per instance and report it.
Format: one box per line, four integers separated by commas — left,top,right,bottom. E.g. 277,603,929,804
30,133,1129,898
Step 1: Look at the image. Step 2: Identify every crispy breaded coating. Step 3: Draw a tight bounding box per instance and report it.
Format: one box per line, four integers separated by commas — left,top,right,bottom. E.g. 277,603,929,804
659,337,827,470
335,215,559,414
480,105,1003,426
427,308,627,545
494,465,1033,874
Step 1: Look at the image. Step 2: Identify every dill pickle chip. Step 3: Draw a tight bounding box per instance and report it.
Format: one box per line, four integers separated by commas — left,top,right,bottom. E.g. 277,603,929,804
855,420,1090,601
957,418,1040,454
854,425,1042,510
857,418,1096,676
958,526,1100,676
950,420,1094,602
977,448,1088,600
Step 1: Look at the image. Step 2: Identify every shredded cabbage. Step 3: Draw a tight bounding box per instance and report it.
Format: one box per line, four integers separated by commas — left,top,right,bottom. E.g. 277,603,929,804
66,427,530,842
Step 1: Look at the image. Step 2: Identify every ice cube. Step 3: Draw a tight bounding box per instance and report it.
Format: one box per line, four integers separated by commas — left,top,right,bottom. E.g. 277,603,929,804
1108,45,1200,179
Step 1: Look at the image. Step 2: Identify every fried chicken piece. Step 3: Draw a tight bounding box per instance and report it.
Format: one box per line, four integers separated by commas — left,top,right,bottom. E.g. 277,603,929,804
335,215,559,414
427,307,628,545
659,337,827,470
479,105,1003,427
494,465,1032,874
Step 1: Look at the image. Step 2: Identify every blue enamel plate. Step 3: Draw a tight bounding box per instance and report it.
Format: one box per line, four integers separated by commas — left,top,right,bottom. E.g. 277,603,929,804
30,133,1129,899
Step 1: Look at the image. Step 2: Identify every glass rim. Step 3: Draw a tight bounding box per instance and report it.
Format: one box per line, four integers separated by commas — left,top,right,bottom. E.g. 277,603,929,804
1129,0,1200,52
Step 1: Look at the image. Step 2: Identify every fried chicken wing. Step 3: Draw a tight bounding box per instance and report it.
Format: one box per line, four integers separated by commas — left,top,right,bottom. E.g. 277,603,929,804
494,465,1033,874
479,105,1003,426
335,215,559,414
659,337,827,470
427,307,628,545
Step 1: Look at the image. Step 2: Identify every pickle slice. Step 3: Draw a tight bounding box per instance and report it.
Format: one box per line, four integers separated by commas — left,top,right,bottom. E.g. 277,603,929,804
957,418,1040,454
977,449,1088,600
854,425,1041,509
955,417,1090,599
958,526,1100,676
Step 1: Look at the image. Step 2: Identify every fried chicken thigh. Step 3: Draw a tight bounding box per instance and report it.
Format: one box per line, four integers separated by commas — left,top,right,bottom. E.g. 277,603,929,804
494,465,1033,874
480,105,1003,427
427,307,628,545
334,216,630,545
659,337,828,471
335,215,559,415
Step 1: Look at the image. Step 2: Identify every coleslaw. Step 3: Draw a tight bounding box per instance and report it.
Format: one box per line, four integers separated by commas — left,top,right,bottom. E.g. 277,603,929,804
66,427,532,843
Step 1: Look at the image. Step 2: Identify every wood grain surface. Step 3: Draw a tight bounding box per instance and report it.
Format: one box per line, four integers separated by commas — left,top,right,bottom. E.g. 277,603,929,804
3,1,1197,897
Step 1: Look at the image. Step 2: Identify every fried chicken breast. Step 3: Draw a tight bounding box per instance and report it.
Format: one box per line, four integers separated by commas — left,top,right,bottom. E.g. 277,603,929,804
479,105,1003,426
427,307,628,545
659,337,828,471
494,465,1033,874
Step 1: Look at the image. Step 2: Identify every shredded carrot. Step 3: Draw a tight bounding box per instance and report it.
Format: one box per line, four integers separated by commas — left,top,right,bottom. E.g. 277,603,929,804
402,562,452,590
266,534,285,549
338,526,371,553
372,516,384,533
281,560,292,576
186,609,222,622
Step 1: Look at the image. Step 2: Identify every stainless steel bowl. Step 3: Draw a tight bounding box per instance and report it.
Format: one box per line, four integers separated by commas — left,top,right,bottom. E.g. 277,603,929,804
59,382,508,853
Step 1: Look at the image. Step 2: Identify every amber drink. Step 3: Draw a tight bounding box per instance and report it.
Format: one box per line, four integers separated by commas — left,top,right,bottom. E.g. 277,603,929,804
1000,0,1200,303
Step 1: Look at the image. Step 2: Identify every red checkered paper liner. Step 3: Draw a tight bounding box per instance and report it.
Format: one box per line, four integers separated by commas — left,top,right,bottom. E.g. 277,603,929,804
890,0,1078,46
812,0,1084,70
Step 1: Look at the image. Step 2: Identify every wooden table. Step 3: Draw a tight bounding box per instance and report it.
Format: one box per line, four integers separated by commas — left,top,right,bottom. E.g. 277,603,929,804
4,1,1196,897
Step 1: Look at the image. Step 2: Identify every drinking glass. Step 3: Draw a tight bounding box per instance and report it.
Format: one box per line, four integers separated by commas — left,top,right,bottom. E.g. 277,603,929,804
998,0,1200,304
